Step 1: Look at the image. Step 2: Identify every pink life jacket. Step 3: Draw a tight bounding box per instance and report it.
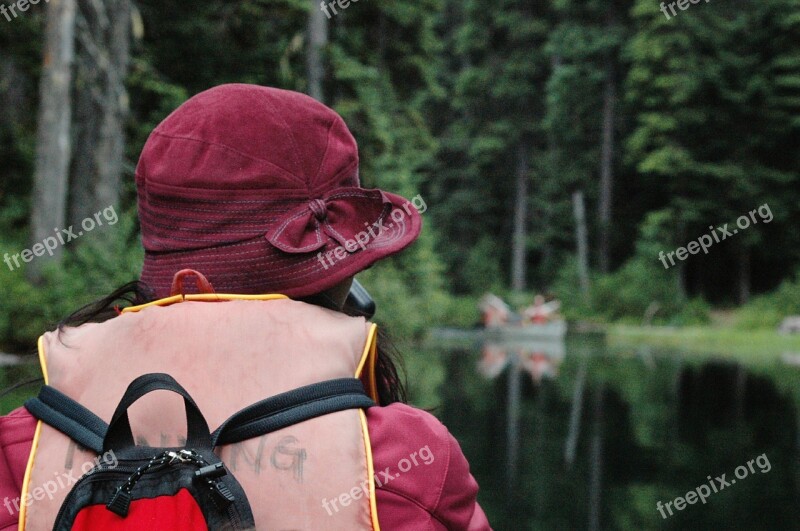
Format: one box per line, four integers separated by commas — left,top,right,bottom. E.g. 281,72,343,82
19,294,383,530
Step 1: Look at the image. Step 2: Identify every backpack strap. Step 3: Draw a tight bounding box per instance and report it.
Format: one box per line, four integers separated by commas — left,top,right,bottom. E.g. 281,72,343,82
25,386,107,454
211,378,375,446
25,378,375,452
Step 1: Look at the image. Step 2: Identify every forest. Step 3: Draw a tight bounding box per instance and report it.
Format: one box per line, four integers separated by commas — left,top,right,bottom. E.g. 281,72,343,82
0,0,799,352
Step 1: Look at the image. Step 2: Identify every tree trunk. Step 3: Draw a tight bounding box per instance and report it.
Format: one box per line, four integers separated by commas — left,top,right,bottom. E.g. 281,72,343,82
597,5,617,274
510,143,529,292
306,0,328,103
597,2,617,273
597,72,615,273
96,0,130,212
587,386,604,531
69,0,130,222
28,0,77,282
564,359,588,468
505,355,522,490
573,190,591,301
738,247,751,304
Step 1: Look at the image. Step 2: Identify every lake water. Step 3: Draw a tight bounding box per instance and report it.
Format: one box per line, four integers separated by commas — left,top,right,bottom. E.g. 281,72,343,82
418,335,800,530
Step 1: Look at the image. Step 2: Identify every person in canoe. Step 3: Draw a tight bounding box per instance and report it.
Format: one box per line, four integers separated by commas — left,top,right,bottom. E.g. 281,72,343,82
523,295,561,325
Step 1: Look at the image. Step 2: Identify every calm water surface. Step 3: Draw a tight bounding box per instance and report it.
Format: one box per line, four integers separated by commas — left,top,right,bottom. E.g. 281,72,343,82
419,336,800,531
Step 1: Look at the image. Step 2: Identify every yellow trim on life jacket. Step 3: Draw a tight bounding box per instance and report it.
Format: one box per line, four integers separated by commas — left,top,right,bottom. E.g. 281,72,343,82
122,293,289,313
18,421,41,531
20,336,51,530
359,410,381,531
355,324,380,403
37,335,49,386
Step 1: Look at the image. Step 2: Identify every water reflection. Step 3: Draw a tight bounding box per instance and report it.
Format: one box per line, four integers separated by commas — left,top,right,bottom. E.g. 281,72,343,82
430,336,800,530
479,340,564,383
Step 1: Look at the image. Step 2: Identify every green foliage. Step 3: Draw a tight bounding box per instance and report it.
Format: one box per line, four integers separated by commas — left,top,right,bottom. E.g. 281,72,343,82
552,211,711,325
0,364,41,414
737,273,800,330
591,257,701,324
0,209,142,350
1,0,800,353
461,237,504,294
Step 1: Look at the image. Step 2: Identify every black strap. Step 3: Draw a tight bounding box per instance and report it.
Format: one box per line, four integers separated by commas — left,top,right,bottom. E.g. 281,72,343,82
25,386,107,454
26,377,374,451
212,378,375,446
105,373,213,452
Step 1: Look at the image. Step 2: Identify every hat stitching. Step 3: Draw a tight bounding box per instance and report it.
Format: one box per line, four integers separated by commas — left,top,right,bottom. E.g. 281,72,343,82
147,197,297,212
270,207,319,238
262,96,306,188
145,249,338,280
144,253,299,270
142,237,260,256
148,130,305,185
146,203,293,216
140,203,289,224
147,257,349,284
144,232,263,245
311,158,360,196
268,209,325,253
145,252,322,275
148,193,301,204
321,220,348,247
140,210,284,226
267,188,386,251
140,218,267,234
143,231,387,271
368,223,408,248
142,178,305,196
312,117,337,184
145,258,330,278
140,210,286,225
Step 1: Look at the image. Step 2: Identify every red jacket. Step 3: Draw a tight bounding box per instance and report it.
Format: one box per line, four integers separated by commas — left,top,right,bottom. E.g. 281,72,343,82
0,403,490,530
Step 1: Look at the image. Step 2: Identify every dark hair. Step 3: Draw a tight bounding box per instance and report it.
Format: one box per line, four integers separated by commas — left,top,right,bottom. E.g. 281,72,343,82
58,281,407,405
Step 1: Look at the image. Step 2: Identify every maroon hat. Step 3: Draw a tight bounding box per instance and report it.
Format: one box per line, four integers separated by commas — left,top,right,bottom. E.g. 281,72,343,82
135,84,422,298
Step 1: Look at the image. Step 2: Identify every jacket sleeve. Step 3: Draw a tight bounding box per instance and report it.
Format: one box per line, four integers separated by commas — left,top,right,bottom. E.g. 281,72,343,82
432,429,492,530
0,407,37,531
367,403,492,530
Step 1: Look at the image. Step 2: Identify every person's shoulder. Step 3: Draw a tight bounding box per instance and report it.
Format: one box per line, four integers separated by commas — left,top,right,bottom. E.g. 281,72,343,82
0,407,37,440
0,406,36,530
366,402,450,444
0,406,37,457
366,403,486,529
366,403,460,482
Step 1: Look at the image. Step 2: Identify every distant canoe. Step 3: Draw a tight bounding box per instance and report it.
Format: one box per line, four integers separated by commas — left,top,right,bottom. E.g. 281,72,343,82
483,320,567,341
430,321,568,342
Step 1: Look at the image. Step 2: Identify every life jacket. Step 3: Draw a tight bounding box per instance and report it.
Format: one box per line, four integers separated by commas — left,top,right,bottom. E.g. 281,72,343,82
19,293,382,530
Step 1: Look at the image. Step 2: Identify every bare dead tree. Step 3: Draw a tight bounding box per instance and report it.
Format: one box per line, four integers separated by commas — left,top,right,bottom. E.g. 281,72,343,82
511,143,529,292
306,0,328,102
28,0,77,282
597,3,618,274
69,0,131,223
